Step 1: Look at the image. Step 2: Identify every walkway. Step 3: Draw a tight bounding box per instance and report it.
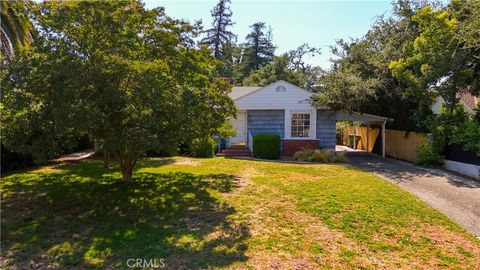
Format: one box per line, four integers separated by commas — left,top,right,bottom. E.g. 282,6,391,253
54,148,95,162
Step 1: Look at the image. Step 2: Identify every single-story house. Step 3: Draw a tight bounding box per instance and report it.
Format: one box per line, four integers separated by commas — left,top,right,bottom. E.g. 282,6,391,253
225,80,391,156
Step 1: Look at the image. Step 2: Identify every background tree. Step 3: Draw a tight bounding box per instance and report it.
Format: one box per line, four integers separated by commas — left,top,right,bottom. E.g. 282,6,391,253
200,0,236,61
235,22,275,82
0,0,32,61
243,44,322,90
1,0,235,181
389,6,479,113
388,2,480,156
449,0,480,53
313,0,434,131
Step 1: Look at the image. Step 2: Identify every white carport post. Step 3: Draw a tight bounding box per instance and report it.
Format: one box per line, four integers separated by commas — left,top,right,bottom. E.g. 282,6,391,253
382,121,386,157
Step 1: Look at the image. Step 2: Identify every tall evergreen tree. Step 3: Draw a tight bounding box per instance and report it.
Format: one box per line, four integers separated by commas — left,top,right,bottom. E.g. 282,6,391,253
237,22,275,80
200,0,236,60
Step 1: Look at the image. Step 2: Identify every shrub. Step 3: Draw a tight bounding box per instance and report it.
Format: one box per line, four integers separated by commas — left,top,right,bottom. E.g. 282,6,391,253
310,149,330,162
190,137,217,158
292,148,347,163
1,144,35,172
416,142,444,166
293,148,315,161
331,152,348,163
253,134,281,159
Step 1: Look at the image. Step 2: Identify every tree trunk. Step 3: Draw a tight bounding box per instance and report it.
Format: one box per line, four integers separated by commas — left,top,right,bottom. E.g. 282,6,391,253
121,165,133,182
116,151,136,182
103,149,110,169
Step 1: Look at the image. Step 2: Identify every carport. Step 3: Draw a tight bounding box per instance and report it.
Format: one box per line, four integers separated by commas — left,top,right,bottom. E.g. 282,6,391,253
336,111,393,157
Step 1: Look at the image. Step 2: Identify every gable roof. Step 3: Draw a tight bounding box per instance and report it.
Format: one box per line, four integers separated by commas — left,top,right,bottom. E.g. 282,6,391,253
229,86,262,100
458,92,478,112
231,80,310,101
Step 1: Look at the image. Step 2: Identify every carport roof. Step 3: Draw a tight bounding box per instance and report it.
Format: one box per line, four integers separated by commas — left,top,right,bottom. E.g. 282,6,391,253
335,111,393,123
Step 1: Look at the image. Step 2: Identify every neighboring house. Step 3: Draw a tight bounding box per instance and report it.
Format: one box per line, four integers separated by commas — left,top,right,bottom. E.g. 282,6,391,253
226,80,391,156
431,92,479,179
432,92,479,116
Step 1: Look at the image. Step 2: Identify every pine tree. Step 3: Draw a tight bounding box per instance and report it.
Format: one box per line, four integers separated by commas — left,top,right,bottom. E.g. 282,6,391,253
238,22,276,80
200,0,236,60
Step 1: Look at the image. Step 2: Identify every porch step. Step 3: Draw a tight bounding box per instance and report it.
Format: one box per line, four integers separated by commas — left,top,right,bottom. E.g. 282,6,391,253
218,146,252,157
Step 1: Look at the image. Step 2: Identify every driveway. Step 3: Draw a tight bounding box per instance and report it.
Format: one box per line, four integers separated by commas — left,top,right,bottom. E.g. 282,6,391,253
345,151,480,237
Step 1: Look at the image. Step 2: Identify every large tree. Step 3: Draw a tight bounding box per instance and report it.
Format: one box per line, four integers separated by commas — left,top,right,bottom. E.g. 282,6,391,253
200,0,236,61
389,5,479,113
312,0,435,131
1,0,235,181
388,1,480,154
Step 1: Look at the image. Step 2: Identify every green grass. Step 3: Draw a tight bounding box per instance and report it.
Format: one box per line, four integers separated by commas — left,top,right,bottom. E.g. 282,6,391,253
2,157,479,269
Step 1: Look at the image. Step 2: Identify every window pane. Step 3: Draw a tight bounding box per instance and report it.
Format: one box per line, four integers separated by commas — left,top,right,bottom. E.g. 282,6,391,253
291,113,310,137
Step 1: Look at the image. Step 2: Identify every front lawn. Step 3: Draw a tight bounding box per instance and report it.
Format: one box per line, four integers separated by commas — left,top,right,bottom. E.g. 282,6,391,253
1,157,479,269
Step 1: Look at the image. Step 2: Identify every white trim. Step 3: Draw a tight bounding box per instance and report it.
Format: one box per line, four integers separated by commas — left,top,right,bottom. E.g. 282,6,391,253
282,138,320,141
284,109,290,139
234,80,311,103
288,110,316,139
382,121,386,157
229,110,247,145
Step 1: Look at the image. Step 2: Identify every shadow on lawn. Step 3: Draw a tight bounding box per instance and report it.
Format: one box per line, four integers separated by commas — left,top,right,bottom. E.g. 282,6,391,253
1,162,249,269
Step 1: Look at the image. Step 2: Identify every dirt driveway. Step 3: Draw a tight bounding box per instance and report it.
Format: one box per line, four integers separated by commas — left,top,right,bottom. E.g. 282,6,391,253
346,151,480,237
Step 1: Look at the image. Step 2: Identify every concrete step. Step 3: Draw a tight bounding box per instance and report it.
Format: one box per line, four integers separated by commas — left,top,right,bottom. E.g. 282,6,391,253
228,145,249,149
218,146,252,157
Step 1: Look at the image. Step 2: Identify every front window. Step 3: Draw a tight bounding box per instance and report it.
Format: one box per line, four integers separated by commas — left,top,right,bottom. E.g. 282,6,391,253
291,113,310,137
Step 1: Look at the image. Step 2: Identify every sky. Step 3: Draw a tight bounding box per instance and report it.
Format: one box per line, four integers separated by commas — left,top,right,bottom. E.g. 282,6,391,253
144,0,394,69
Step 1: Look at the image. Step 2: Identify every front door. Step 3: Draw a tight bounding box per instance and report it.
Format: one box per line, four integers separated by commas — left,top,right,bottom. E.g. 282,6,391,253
230,111,247,145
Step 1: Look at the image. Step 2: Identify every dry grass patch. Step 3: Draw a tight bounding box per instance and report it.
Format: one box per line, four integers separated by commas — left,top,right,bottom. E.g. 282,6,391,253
174,158,201,166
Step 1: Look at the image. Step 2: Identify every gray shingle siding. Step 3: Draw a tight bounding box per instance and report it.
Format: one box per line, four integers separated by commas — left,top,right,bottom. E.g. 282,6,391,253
316,110,336,149
247,110,284,138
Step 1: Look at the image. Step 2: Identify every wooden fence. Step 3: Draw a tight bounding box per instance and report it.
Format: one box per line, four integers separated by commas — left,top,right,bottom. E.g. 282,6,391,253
385,130,427,163
343,126,427,163
342,126,379,152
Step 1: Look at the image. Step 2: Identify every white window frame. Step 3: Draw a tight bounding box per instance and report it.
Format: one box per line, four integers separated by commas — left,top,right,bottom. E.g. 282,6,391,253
290,112,311,138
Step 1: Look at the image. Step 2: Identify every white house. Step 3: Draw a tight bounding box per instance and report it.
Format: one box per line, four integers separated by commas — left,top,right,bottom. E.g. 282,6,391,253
225,80,391,156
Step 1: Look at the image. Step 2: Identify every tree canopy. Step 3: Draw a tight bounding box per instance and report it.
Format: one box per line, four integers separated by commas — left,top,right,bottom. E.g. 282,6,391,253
1,0,235,181
0,0,32,61
200,0,236,61
234,22,276,82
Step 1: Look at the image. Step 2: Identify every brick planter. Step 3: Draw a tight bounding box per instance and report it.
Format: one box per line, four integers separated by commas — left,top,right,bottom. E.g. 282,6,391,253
282,139,320,156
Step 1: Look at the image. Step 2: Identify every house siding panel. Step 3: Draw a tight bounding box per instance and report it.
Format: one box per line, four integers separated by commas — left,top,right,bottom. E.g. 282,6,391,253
235,81,312,111
316,110,336,149
247,110,285,138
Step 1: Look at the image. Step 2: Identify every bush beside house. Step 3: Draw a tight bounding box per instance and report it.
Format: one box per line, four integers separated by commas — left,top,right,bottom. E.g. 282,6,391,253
293,148,348,163
416,142,444,166
253,134,281,159
190,137,217,158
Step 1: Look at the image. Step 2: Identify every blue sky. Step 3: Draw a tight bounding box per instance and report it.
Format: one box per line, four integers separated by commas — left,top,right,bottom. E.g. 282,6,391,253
144,0,393,69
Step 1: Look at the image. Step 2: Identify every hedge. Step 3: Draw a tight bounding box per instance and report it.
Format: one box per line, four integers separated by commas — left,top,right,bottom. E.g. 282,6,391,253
253,134,281,159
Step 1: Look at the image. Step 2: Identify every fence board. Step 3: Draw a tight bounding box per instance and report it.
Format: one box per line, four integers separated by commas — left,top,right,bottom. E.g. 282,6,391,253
385,130,427,163
342,126,379,152
343,127,427,162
